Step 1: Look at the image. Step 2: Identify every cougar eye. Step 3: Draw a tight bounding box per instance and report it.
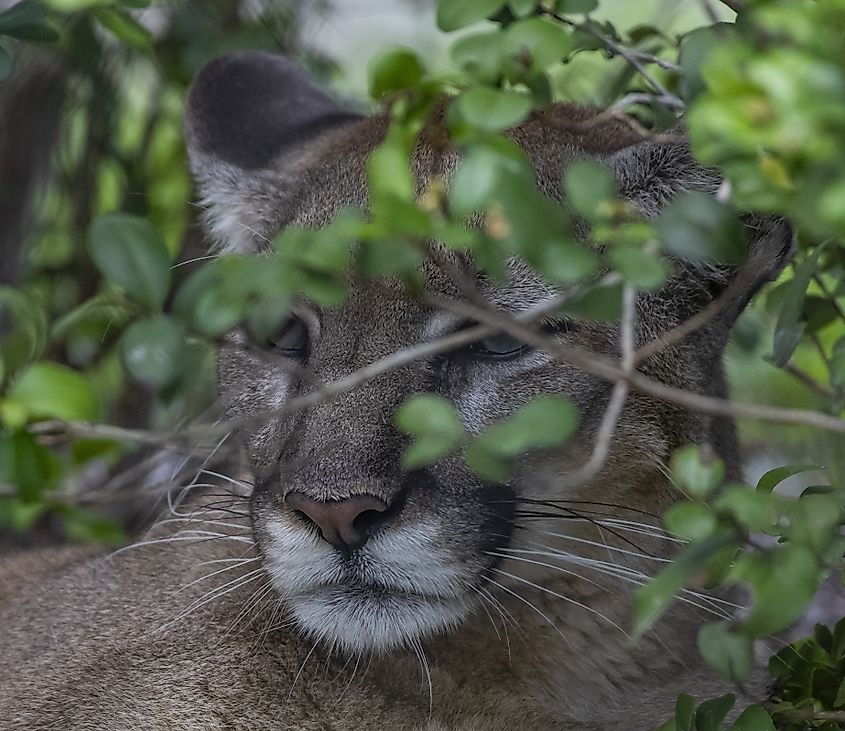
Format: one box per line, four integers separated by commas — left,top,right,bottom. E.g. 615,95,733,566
473,333,527,358
269,318,309,357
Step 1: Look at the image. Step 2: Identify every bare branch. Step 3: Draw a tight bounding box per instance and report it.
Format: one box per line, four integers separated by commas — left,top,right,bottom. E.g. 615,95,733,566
558,285,636,488
542,99,684,144
432,297,845,435
633,269,751,365
769,358,836,400
541,10,684,109
31,274,845,455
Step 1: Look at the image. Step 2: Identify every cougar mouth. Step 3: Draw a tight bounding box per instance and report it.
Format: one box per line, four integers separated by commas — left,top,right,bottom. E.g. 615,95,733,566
259,516,478,653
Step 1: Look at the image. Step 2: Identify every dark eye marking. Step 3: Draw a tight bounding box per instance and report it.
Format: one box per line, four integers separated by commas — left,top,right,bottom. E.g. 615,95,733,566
267,317,309,358
455,318,576,361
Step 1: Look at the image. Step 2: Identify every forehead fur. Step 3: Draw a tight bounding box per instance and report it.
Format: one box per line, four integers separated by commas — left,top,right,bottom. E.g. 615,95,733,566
185,51,792,302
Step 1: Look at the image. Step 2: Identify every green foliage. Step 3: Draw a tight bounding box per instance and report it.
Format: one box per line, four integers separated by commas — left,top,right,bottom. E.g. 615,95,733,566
395,395,464,469
466,395,578,481
87,213,171,311
654,193,745,265
436,0,506,32
368,47,426,100
768,618,845,730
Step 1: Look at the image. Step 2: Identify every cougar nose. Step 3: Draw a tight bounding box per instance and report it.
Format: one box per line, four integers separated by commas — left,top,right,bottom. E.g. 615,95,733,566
285,492,390,552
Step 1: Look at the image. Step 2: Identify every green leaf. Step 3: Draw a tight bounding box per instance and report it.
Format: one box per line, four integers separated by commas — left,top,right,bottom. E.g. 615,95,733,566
675,693,696,731
0,497,48,533
564,159,617,221
698,623,753,681
560,282,623,321
87,213,171,310
787,493,842,554
367,132,415,202
608,246,669,290
119,316,186,390
772,250,823,367
732,546,820,636
713,485,779,533
633,533,737,636
246,295,292,345
395,394,464,469
679,25,733,102
368,47,425,99
467,395,577,481
0,430,56,502
0,286,49,372
834,676,845,708
537,240,598,285
62,507,126,545
9,363,98,422
92,7,152,51
436,0,505,31
0,0,58,42
556,0,598,12
756,463,819,493
663,502,717,542
726,706,776,731
451,31,503,84
455,87,533,132
0,45,12,80
449,143,532,215
832,336,845,392
655,193,745,265
508,0,536,17
504,16,573,74
477,395,577,454
51,292,129,342
694,694,736,731
670,446,725,499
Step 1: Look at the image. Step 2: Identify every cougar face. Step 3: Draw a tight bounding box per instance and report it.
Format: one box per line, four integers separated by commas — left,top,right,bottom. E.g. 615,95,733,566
186,52,793,658
233,267,647,654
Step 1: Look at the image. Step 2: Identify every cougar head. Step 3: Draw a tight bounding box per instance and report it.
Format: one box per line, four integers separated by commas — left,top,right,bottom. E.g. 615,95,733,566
185,52,793,655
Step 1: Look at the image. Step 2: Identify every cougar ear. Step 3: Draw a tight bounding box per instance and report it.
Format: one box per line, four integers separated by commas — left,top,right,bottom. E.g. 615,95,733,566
608,139,795,324
185,51,362,253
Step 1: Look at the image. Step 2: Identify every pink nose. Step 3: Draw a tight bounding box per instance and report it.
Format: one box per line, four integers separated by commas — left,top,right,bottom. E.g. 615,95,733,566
285,492,390,552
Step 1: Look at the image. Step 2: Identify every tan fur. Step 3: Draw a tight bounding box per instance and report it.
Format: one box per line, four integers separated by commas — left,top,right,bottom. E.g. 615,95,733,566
0,53,791,730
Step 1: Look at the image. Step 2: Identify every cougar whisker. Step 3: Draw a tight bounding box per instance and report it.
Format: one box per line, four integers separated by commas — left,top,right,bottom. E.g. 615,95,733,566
503,545,735,620
488,566,631,639
165,569,266,628
176,557,261,594
530,529,671,563
486,550,607,592
480,575,571,649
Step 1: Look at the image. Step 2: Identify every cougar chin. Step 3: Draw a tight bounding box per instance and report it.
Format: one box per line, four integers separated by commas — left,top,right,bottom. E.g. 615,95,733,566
262,516,474,653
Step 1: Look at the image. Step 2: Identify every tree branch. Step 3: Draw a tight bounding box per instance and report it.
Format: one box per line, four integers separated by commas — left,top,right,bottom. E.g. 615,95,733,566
431,297,845,435
557,284,636,489
541,10,684,109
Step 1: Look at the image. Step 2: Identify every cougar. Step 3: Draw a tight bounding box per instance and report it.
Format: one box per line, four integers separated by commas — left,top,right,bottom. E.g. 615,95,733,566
0,52,793,730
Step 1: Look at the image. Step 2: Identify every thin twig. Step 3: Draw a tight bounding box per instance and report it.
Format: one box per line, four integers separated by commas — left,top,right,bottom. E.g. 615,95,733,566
633,269,750,365
558,285,636,488
542,97,684,144
30,279,845,449
768,358,836,400
812,274,845,324
541,10,684,109
432,297,845,435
